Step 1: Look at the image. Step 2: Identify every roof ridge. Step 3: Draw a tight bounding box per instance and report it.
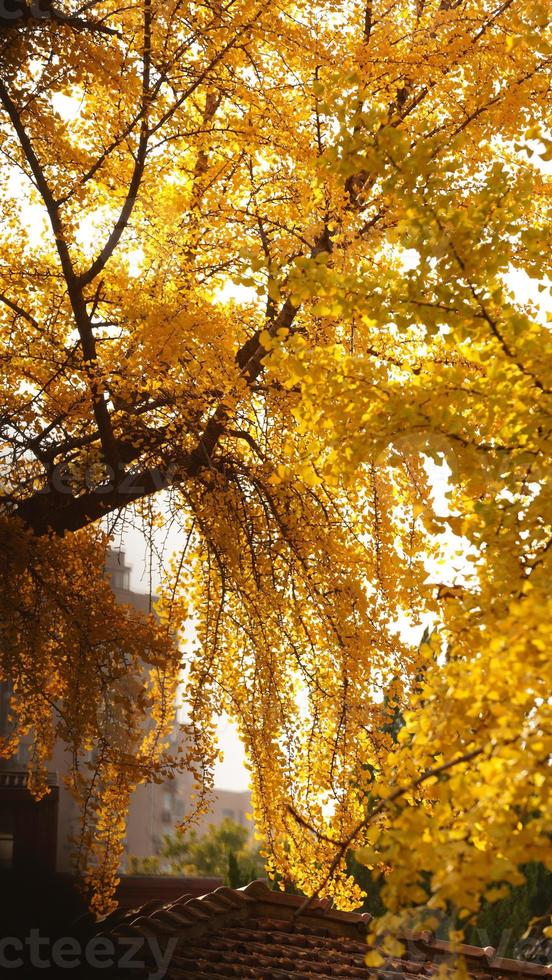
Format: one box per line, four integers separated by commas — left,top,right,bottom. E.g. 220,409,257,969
102,879,552,978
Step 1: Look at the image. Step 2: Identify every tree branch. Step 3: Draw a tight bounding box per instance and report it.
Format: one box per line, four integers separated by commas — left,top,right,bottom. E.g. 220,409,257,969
77,0,152,287
290,743,487,917
0,77,121,473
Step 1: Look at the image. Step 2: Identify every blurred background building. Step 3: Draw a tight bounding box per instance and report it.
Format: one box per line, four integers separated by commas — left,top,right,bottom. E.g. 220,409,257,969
0,549,252,877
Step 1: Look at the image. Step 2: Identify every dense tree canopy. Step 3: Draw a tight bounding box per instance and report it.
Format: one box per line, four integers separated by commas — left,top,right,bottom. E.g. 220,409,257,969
1,0,551,931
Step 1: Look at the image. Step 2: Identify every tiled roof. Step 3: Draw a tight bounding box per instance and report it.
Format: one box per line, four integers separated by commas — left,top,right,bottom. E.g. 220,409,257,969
114,873,224,910
523,933,552,968
98,880,552,980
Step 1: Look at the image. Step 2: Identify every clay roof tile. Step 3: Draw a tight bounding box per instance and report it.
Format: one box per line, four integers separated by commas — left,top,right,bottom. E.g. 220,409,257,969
96,880,551,979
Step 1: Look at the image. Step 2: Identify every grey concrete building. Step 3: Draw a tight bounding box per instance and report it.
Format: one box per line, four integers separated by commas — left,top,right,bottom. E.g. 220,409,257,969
0,549,252,875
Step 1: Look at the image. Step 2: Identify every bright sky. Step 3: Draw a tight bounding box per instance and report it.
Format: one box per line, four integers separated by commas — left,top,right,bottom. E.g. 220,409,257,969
119,521,251,792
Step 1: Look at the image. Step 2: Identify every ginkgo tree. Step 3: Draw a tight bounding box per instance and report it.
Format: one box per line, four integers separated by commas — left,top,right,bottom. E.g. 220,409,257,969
0,0,551,928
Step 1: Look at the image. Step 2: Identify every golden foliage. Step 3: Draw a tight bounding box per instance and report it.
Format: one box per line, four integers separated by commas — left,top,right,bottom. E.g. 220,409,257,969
0,0,551,925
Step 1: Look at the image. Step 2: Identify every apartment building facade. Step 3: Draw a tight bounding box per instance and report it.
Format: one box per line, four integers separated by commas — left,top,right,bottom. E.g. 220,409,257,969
0,550,252,875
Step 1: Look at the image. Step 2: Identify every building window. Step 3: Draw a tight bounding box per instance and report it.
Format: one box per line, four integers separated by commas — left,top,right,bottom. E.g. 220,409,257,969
222,809,235,822
104,551,131,591
0,832,14,869
109,569,130,591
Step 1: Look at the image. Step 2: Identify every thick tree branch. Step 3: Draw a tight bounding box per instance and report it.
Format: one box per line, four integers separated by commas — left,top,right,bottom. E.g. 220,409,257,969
0,78,121,474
